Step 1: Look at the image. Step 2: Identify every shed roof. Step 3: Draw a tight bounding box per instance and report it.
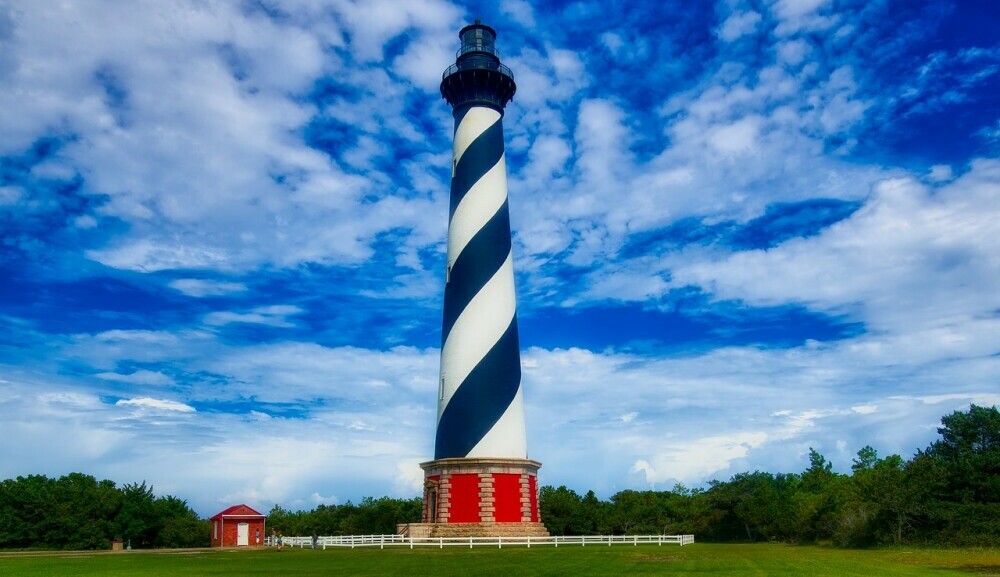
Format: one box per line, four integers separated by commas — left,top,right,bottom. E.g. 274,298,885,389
210,504,265,520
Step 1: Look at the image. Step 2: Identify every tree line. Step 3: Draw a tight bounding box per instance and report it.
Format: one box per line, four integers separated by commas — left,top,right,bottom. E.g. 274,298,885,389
538,405,999,546
266,496,423,537
2,404,995,549
263,405,999,547
0,475,207,550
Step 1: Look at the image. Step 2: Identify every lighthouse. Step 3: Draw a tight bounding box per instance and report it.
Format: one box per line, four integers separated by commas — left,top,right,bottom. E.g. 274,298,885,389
415,21,547,538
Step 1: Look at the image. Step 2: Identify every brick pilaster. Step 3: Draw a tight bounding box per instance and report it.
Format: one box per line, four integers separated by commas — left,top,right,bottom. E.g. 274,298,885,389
438,474,451,522
520,474,533,522
478,473,495,522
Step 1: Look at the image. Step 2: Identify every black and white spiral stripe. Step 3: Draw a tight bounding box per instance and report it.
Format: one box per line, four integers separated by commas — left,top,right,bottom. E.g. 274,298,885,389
435,104,525,460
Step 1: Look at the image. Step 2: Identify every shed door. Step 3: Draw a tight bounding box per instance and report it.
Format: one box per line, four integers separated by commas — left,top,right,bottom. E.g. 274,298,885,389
237,523,249,546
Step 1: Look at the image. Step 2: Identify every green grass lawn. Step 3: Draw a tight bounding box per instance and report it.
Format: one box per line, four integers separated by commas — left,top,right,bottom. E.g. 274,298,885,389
1,543,997,576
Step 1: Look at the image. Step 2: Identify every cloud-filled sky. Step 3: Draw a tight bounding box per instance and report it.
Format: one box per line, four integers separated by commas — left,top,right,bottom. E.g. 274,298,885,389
1,0,997,516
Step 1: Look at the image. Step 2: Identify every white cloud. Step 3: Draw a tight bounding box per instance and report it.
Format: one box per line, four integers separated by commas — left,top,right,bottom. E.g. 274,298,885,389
669,160,1000,333
500,0,536,28
74,214,98,229
204,305,304,328
0,0,456,274
777,39,810,66
771,0,837,36
331,0,461,63
518,327,996,490
116,397,195,413
4,285,996,512
890,393,1000,407
169,279,248,298
928,164,953,182
503,45,588,109
708,115,764,154
89,241,232,273
204,342,437,404
718,11,762,42
0,186,22,205
631,432,769,485
96,370,175,387
772,0,829,20
394,458,425,495
601,32,625,55
0,370,432,514
310,492,338,506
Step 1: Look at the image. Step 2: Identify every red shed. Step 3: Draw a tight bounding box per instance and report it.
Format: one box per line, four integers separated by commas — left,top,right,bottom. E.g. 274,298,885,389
210,504,266,547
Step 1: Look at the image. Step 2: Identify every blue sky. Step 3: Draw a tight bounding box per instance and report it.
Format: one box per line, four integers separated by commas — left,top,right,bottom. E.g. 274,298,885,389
0,0,997,517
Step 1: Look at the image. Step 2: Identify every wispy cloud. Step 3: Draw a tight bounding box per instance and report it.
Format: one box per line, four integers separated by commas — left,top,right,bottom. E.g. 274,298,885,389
116,397,195,413
204,305,304,328
97,370,175,387
169,279,248,298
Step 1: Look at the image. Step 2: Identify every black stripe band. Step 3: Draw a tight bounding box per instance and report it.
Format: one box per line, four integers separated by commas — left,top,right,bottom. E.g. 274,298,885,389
449,119,505,221
441,200,512,345
435,316,521,459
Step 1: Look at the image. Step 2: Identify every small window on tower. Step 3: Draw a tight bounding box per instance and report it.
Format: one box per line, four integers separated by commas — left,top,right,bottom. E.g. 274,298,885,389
439,377,445,400
446,265,451,283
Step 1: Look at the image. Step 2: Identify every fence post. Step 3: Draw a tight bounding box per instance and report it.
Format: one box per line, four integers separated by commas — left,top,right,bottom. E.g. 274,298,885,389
469,536,472,549
527,536,531,549
409,536,413,550
634,535,637,546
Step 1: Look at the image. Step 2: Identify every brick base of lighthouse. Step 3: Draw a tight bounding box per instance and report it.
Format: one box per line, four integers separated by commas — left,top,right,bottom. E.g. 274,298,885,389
401,458,548,538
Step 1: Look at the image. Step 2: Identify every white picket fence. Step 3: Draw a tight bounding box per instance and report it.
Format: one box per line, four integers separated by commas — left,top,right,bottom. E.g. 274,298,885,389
277,534,695,549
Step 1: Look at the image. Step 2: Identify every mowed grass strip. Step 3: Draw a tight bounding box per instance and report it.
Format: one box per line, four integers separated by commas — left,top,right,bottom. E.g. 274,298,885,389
0,543,997,576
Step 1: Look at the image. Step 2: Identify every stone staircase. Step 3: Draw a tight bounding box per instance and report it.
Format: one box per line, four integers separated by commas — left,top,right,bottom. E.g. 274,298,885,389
400,522,550,538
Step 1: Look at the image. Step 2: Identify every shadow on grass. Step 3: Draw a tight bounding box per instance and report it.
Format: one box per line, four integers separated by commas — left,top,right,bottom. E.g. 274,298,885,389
949,565,1000,576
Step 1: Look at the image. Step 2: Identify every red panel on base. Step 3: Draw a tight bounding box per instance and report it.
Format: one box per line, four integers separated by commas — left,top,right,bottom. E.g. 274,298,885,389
492,473,521,522
448,474,481,523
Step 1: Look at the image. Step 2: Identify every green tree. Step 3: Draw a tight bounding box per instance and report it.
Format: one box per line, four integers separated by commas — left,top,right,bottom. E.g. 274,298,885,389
0,475,55,548
666,485,720,537
265,504,303,536
115,482,157,547
796,449,848,543
706,471,798,542
801,448,834,491
153,496,206,548
925,404,1000,504
913,404,1000,545
850,449,919,545
539,486,582,535
52,474,120,550
579,490,605,534
852,446,879,472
